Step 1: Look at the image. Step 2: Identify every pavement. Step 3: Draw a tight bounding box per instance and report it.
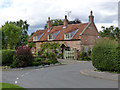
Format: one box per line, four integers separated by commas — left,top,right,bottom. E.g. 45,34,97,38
59,59,118,81
2,61,118,88
80,69,118,81
58,59,89,64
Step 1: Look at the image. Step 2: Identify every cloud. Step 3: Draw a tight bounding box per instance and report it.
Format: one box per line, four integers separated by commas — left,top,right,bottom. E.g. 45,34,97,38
0,0,119,34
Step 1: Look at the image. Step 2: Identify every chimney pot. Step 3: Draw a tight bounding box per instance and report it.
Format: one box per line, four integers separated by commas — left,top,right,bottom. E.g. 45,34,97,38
64,15,68,26
89,10,94,23
47,17,51,29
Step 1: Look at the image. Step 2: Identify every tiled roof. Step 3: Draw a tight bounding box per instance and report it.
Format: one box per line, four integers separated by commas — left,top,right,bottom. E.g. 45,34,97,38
61,42,70,47
28,23,89,42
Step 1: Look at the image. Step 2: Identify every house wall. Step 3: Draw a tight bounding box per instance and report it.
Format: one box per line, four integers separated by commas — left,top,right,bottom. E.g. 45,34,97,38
81,22,101,49
35,40,83,52
35,23,100,52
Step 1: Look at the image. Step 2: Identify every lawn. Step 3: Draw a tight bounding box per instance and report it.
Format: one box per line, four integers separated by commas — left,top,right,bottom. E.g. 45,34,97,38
0,83,26,90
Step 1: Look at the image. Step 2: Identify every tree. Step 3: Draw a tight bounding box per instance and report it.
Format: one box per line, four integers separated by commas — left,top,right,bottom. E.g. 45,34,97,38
44,19,63,29
2,22,22,49
69,18,82,24
40,42,60,52
28,42,35,49
0,28,2,50
100,26,120,41
12,20,30,46
44,18,81,29
29,32,35,37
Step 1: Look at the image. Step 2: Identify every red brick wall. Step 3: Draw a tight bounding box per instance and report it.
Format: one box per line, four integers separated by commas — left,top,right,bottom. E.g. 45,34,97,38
81,22,101,48
59,41,82,51
35,40,83,52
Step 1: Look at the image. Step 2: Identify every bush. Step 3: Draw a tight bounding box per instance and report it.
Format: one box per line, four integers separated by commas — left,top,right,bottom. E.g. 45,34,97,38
2,49,15,66
57,53,62,59
92,39,120,72
78,52,91,61
34,57,42,62
39,42,60,64
32,62,41,66
32,57,42,66
41,49,58,64
11,46,33,68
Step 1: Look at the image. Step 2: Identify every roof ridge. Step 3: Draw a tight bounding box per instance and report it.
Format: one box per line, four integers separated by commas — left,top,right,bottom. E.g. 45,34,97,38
80,22,91,36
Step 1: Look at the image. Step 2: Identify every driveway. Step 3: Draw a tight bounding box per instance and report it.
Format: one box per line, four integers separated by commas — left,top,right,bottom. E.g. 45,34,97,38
2,61,118,88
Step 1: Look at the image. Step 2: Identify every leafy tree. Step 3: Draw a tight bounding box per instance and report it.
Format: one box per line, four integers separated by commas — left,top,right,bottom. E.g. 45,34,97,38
44,18,81,29
12,19,30,46
40,42,60,52
0,28,2,49
28,42,35,49
69,18,82,24
30,32,35,37
44,19,63,29
100,26,120,41
2,22,22,49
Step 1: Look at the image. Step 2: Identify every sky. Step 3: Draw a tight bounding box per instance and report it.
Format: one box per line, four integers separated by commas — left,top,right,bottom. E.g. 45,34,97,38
0,0,119,35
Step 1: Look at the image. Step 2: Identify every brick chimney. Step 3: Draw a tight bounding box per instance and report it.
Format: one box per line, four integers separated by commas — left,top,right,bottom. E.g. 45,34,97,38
64,15,68,26
89,11,94,23
47,17,51,29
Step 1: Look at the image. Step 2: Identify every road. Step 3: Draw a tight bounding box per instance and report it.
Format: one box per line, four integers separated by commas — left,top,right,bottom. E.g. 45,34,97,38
0,69,2,83
2,62,118,88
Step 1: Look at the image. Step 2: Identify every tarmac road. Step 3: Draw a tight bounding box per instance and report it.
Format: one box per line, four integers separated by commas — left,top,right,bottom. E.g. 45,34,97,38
2,62,118,88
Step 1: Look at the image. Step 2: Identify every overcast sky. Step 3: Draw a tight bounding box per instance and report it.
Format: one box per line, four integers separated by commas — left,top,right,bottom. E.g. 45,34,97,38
0,0,119,35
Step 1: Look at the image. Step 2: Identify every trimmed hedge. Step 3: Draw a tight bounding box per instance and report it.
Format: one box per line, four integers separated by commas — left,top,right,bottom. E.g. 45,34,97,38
2,50,15,66
91,39,120,72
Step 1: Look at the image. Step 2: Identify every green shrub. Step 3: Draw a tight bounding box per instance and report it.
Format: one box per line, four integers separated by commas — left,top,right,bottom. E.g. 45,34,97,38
39,42,60,64
32,57,43,66
34,57,42,62
57,53,62,59
78,52,91,61
44,59,51,65
2,49,15,66
32,62,41,66
92,39,120,72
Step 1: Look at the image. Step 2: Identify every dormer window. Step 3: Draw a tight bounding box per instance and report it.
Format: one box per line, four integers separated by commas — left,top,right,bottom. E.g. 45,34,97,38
33,36,38,41
48,34,53,40
64,33,71,40
33,33,44,41
48,31,60,40
64,29,78,40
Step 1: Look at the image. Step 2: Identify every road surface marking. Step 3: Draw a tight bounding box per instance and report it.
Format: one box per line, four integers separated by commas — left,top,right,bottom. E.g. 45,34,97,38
15,81,17,84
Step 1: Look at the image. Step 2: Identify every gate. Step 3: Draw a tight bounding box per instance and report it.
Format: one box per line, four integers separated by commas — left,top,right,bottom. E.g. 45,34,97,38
64,50,75,59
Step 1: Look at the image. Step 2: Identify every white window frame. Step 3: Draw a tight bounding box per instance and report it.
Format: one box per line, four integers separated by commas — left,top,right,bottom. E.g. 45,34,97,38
64,33,71,40
33,36,38,41
48,34,53,40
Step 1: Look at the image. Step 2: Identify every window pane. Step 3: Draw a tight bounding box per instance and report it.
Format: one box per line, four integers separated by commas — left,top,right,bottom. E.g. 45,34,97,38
70,29,78,38
38,33,44,40
53,31,60,39
49,34,53,39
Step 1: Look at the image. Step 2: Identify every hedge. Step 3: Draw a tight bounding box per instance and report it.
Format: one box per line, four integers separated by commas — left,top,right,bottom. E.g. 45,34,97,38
91,39,120,72
2,49,16,66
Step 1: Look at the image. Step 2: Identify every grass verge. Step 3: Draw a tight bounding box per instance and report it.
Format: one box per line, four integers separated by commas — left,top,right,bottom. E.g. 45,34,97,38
0,83,26,90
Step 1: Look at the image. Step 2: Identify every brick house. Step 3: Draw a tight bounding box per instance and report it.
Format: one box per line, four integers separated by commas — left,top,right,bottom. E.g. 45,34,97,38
29,11,100,58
